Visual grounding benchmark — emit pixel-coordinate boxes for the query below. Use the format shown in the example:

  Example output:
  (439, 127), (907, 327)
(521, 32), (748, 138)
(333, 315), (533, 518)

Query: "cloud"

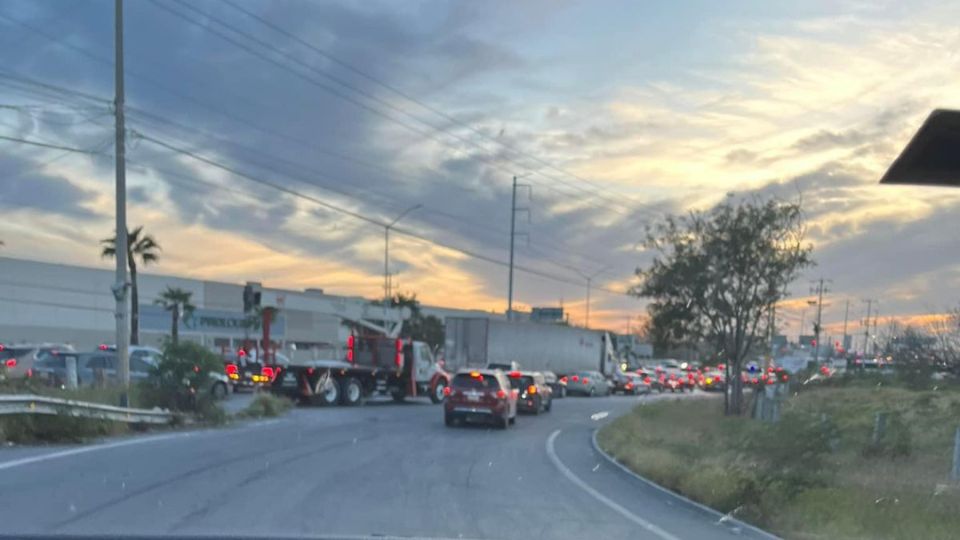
(0, 153), (101, 220)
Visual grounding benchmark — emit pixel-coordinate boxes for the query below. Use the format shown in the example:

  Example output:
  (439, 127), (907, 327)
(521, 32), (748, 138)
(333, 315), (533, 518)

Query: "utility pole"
(507, 176), (517, 321)
(506, 174), (530, 320)
(862, 299), (876, 355)
(811, 278), (831, 364)
(872, 309), (880, 355)
(383, 204), (421, 309)
(799, 308), (807, 344)
(113, 0), (130, 405)
(841, 299), (850, 351)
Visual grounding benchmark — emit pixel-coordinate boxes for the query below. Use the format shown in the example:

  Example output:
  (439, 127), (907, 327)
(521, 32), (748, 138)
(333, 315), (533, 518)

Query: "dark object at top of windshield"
(881, 109), (960, 187)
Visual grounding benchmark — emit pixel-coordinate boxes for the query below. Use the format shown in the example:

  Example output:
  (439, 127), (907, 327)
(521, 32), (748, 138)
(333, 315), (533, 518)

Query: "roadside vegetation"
(238, 393), (293, 419)
(0, 341), (241, 443)
(599, 383), (960, 540)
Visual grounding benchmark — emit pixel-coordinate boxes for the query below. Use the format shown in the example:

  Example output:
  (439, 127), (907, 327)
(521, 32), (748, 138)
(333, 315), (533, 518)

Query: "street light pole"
(575, 266), (609, 329)
(113, 0), (130, 405)
(507, 176), (517, 320)
(384, 204), (421, 306)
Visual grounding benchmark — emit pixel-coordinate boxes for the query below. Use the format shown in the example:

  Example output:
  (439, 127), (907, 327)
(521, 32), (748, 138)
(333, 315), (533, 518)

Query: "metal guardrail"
(0, 394), (173, 424)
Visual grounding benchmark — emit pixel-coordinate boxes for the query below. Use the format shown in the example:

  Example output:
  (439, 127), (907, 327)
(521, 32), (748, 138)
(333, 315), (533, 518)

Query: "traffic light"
(242, 285), (261, 313)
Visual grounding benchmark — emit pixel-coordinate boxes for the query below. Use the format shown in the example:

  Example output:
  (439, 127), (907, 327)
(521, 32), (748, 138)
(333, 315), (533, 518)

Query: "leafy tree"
(140, 341), (224, 416)
(154, 286), (195, 345)
(387, 293), (445, 350)
(101, 225), (161, 345)
(632, 197), (813, 415)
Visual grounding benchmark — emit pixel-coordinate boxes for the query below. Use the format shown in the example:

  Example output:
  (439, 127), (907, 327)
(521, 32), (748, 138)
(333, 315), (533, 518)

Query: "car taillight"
(262, 366), (275, 379)
(643, 377), (651, 384)
(443, 386), (451, 396)
(225, 364), (238, 375)
(509, 371), (521, 378)
(496, 389), (506, 399)
(582, 377), (589, 384)
(625, 383), (633, 390)
(751, 378), (758, 384)
(528, 385), (537, 394)
(571, 375), (579, 382)
(4, 358), (16, 368)
(346, 335), (355, 363)
(560, 376), (568, 384)
(395, 339), (403, 367)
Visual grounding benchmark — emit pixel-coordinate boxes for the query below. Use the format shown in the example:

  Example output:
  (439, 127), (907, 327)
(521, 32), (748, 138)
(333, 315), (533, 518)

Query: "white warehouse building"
(0, 256), (414, 359)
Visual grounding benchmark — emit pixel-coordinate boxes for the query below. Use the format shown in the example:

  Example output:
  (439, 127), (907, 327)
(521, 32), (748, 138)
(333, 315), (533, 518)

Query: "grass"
(598, 386), (960, 540)
(238, 393), (293, 419)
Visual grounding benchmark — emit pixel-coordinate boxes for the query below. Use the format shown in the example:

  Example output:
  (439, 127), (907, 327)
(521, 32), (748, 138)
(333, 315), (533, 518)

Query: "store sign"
(139, 305), (285, 337)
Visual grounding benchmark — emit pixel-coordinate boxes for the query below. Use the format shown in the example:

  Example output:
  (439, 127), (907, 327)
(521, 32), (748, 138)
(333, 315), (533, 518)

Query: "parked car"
(0, 343), (75, 379)
(444, 369), (517, 429)
(542, 370), (566, 398)
(507, 370), (552, 414)
(566, 371), (610, 396)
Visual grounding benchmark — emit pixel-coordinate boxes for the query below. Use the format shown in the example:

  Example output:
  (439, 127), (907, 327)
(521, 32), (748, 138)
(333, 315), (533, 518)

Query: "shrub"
(139, 341), (224, 416)
(239, 393), (293, 418)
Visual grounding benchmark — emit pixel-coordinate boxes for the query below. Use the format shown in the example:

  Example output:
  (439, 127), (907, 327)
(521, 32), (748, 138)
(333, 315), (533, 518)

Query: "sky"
(1, 0), (960, 343)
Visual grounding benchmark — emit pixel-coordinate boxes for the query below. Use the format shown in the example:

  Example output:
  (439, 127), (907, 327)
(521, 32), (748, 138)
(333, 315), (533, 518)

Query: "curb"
(590, 428), (781, 540)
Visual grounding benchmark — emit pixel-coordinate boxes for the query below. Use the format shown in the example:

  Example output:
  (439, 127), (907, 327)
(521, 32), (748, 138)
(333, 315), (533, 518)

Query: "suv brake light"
(582, 377), (589, 384)
(508, 371), (521, 378)
(496, 389), (506, 399)
(527, 385), (537, 394)
(4, 358), (16, 368)
(443, 386), (451, 396)
(571, 375), (579, 382)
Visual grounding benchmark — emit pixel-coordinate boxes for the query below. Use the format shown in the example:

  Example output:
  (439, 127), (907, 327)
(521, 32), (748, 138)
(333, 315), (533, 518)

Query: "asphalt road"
(0, 391), (771, 540)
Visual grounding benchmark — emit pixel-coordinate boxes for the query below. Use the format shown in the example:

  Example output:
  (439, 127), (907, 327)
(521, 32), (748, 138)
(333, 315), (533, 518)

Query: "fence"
(0, 394), (173, 424)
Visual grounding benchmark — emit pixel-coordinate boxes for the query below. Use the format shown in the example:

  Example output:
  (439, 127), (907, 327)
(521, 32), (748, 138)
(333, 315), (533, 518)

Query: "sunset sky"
(2, 0), (960, 341)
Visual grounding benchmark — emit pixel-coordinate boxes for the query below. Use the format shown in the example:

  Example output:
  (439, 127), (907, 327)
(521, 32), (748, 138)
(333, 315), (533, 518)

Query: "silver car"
(566, 370), (610, 397)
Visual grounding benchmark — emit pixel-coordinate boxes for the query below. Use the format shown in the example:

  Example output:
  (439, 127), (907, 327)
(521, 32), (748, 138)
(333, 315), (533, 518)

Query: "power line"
(134, 131), (629, 295)
(0, 133), (104, 154)
(149, 0), (641, 217)
(0, 72), (609, 270)
(223, 0), (649, 208)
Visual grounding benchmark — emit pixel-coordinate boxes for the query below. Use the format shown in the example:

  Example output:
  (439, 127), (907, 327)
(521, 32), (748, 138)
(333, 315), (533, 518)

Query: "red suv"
(444, 369), (518, 429)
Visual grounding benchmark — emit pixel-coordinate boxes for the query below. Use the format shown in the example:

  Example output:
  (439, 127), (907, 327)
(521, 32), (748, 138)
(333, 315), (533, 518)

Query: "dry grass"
(598, 387), (960, 540)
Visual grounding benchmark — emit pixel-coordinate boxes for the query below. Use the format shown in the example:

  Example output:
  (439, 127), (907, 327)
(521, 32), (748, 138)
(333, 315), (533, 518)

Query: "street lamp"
(384, 204), (421, 305)
(574, 265), (610, 328)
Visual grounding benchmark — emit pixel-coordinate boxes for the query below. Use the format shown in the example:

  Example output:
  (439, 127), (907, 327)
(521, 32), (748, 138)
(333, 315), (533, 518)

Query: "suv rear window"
(452, 373), (501, 390)
(508, 375), (534, 389)
(35, 354), (68, 369)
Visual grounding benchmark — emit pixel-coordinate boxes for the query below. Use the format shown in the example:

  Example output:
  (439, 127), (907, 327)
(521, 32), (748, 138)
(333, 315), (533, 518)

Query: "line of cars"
(0, 342), (231, 399)
(443, 368), (555, 428)
(442, 365), (664, 429)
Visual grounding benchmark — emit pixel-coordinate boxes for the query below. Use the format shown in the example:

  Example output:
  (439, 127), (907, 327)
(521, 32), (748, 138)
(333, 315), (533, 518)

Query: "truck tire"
(532, 396), (541, 415)
(320, 377), (341, 406)
(341, 377), (364, 406)
(430, 379), (448, 404)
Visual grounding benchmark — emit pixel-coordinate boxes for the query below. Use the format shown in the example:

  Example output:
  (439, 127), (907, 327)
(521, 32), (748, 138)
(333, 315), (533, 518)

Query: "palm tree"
(154, 287), (195, 345)
(101, 225), (161, 345)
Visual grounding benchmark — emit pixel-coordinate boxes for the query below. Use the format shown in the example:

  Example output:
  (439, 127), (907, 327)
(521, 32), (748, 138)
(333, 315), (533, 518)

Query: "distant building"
(530, 307), (565, 324)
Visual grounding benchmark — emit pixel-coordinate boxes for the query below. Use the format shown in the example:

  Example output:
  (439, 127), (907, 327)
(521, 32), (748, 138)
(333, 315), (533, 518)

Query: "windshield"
(452, 374), (501, 390)
(3, 2), (959, 539)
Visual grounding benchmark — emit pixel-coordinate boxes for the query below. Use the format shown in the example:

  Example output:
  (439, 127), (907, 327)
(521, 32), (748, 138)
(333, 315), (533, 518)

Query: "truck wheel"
(320, 378), (341, 406)
(532, 396), (541, 415)
(430, 379), (448, 404)
(341, 377), (364, 406)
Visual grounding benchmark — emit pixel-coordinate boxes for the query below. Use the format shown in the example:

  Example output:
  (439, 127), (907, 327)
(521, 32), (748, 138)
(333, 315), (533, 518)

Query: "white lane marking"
(0, 431), (197, 472)
(590, 411), (609, 421)
(546, 429), (682, 540)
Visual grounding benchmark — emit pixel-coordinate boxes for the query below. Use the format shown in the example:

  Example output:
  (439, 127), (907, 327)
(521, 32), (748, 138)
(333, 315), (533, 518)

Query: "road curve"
(0, 392), (770, 539)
